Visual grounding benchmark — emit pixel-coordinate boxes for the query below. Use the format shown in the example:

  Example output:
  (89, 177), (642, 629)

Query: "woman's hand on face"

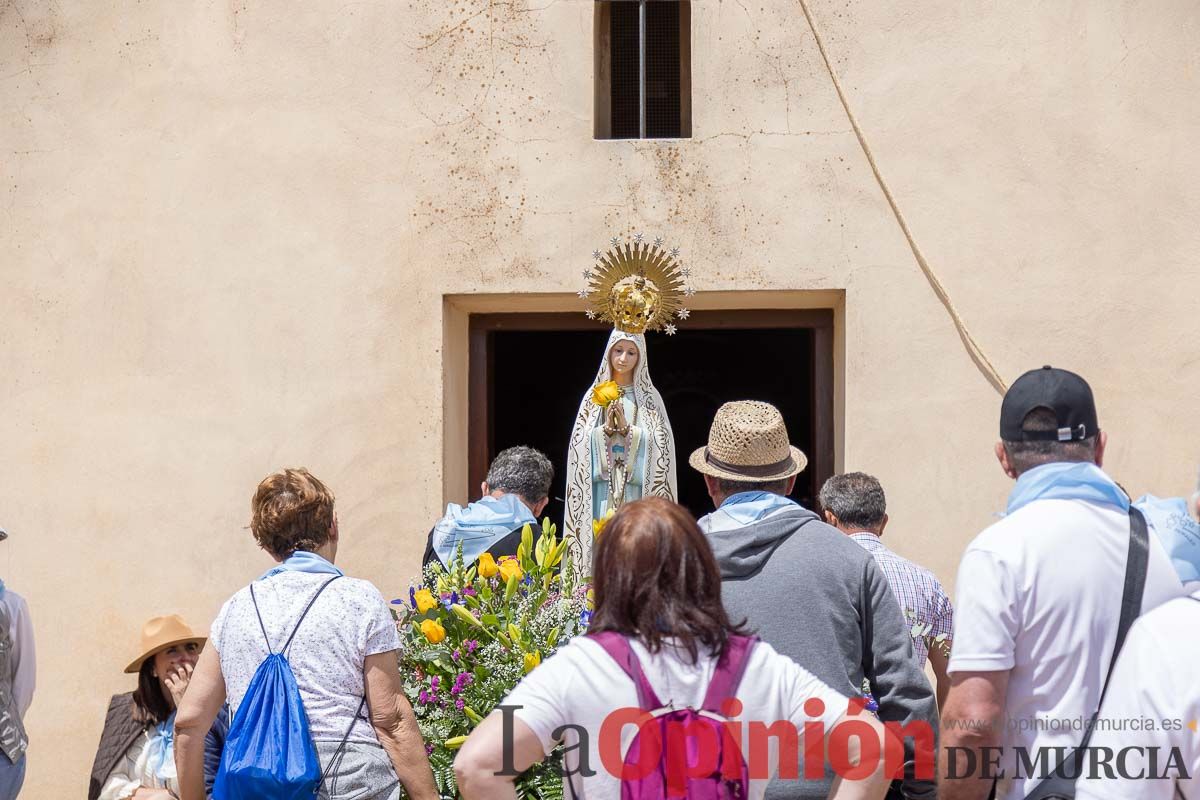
(161, 661), (194, 707)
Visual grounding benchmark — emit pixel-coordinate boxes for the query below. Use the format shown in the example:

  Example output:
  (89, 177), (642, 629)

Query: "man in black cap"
(939, 367), (1186, 800)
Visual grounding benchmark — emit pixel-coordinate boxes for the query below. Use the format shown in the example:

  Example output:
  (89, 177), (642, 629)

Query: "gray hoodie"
(701, 497), (939, 800)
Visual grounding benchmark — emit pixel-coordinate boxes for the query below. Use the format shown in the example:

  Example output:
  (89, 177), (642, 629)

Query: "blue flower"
(580, 610), (593, 627)
(408, 586), (417, 609)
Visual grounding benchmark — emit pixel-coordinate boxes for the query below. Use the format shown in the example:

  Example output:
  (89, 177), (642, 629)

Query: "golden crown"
(579, 234), (695, 335)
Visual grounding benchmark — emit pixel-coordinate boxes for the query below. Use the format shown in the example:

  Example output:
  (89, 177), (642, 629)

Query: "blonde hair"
(250, 468), (336, 558)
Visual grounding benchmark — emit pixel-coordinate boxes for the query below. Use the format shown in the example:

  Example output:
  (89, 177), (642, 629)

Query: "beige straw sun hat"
(124, 614), (207, 674)
(689, 400), (808, 482)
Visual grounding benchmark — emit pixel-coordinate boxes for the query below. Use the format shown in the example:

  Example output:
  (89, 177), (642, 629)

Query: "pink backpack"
(590, 632), (757, 800)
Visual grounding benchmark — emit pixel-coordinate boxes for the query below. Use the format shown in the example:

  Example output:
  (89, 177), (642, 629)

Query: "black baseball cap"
(1000, 366), (1099, 442)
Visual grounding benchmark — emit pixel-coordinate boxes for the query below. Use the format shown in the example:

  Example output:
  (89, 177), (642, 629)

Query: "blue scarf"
(1005, 462), (1128, 516)
(431, 494), (536, 567)
(716, 491), (799, 525)
(258, 550), (343, 581)
(146, 710), (177, 784)
(1134, 494), (1200, 584)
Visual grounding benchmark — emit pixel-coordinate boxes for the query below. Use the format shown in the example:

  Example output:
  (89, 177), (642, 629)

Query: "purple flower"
(466, 640), (479, 654)
(455, 698), (465, 711)
(430, 676), (440, 692)
(408, 587), (417, 609)
(425, 743), (434, 756)
(463, 587), (477, 597)
(451, 649), (461, 662)
(418, 690), (430, 705)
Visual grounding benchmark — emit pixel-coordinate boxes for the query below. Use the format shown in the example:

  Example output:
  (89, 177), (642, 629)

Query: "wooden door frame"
(467, 308), (836, 502)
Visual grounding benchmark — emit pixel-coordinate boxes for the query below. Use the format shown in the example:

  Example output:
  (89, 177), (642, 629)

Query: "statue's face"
(609, 340), (640, 380)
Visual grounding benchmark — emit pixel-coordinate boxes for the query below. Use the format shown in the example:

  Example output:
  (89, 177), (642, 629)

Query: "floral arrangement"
(393, 519), (594, 799)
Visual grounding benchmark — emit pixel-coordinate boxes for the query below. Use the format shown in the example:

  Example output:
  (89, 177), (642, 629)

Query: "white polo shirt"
(949, 498), (1186, 799)
(1075, 590), (1200, 799)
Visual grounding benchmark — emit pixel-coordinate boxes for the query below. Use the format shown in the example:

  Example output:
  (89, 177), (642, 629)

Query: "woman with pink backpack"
(455, 497), (897, 800)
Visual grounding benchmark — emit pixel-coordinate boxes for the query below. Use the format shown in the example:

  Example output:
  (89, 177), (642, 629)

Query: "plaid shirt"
(850, 532), (953, 665)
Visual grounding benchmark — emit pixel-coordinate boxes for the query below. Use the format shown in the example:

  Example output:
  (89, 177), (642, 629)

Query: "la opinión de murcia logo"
(486, 700), (1193, 785)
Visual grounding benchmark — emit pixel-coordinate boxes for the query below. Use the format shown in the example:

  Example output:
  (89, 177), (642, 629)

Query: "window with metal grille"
(595, 0), (692, 139)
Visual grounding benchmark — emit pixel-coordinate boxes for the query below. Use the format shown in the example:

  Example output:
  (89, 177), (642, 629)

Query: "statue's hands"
(604, 403), (629, 436)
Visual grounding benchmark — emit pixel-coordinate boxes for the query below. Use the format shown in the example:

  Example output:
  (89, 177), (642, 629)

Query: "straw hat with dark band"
(689, 400), (808, 483)
(124, 615), (207, 674)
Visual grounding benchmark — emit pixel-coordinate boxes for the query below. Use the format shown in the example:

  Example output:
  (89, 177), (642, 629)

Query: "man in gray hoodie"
(691, 401), (938, 800)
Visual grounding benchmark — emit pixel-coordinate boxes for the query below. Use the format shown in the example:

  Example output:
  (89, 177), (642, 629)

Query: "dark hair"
(589, 497), (749, 664)
(1003, 408), (1098, 476)
(714, 477), (791, 497)
(486, 446), (553, 502)
(818, 472), (887, 531)
(250, 468), (336, 559)
(131, 658), (172, 726)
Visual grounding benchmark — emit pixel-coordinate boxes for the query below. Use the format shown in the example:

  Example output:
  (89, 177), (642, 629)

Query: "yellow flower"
(585, 588), (595, 612)
(498, 557), (523, 583)
(591, 380), (621, 408)
(592, 509), (615, 538)
(419, 619), (446, 644)
(478, 552), (499, 578)
(523, 651), (542, 673)
(413, 588), (437, 614)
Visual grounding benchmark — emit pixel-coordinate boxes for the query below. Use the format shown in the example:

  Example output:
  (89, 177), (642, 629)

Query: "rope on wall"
(796, 0), (1009, 394)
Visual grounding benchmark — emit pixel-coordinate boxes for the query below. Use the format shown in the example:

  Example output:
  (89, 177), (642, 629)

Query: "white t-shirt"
(1075, 590), (1200, 800)
(504, 636), (850, 800)
(211, 571), (401, 742)
(949, 498), (1186, 799)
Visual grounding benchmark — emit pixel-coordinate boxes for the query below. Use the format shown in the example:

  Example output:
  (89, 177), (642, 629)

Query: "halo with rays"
(582, 237), (692, 335)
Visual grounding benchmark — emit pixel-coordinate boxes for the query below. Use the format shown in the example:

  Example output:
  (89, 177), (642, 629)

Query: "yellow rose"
(498, 557), (523, 583)
(477, 552), (499, 578)
(413, 588), (437, 614)
(591, 380), (621, 408)
(523, 651), (542, 673)
(420, 619), (446, 644)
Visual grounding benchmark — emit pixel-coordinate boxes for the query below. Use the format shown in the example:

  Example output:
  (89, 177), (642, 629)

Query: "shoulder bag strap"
(316, 695), (368, 796)
(1043, 505), (1150, 792)
(1088, 506), (1149, 739)
(701, 635), (757, 713)
(282, 575), (344, 655)
(588, 631), (664, 709)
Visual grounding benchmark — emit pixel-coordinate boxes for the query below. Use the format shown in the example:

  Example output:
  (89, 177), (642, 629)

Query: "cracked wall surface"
(3, 1), (1200, 793)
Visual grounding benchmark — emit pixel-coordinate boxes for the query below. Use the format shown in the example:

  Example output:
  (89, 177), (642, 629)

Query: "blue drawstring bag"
(214, 576), (363, 800)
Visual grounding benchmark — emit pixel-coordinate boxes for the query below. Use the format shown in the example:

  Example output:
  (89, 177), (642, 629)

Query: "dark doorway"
(469, 310), (834, 525)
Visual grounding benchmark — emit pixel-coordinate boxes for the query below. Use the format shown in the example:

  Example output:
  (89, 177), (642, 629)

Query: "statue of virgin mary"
(564, 236), (692, 575)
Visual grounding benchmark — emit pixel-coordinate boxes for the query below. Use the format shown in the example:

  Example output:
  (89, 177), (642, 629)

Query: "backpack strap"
(701, 635), (757, 713)
(316, 695), (367, 796)
(588, 631), (664, 710)
(249, 574), (343, 655)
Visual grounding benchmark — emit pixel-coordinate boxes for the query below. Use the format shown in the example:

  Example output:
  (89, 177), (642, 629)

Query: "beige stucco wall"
(3, 1), (1199, 796)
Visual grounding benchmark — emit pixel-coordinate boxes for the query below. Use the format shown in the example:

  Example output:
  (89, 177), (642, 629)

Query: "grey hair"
(714, 477), (791, 498)
(1002, 408), (1097, 476)
(818, 472), (887, 531)
(486, 446), (553, 502)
